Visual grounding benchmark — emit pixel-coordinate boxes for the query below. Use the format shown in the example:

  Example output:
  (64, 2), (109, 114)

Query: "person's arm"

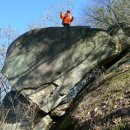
(70, 16), (74, 22)
(60, 12), (64, 19)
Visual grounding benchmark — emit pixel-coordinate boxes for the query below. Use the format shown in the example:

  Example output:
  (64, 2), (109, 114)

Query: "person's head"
(67, 10), (70, 14)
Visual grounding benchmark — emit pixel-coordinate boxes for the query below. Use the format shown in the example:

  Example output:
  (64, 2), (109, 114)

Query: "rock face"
(2, 26), (129, 113)
(1, 91), (50, 130)
(1, 25), (130, 130)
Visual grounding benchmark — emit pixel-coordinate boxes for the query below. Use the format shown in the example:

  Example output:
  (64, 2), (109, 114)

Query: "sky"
(0, 0), (94, 35)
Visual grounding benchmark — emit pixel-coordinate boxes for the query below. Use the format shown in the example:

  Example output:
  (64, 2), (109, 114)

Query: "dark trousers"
(63, 23), (70, 31)
(63, 23), (70, 27)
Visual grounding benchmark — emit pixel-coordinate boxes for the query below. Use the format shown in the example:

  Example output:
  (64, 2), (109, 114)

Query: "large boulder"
(2, 26), (129, 113)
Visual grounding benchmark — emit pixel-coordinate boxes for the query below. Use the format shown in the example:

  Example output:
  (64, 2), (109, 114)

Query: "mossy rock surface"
(2, 27), (118, 113)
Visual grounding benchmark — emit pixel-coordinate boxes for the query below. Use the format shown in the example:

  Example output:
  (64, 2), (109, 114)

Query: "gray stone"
(1, 91), (49, 130)
(50, 103), (71, 117)
(2, 26), (129, 113)
(34, 115), (52, 130)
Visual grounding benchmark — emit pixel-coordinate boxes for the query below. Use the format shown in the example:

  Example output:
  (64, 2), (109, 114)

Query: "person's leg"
(63, 24), (70, 31)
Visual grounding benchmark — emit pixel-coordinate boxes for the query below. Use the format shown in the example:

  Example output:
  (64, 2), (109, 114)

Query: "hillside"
(56, 48), (130, 130)
(1, 24), (130, 130)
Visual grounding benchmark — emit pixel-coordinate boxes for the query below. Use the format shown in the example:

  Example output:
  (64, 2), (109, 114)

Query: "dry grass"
(63, 65), (130, 130)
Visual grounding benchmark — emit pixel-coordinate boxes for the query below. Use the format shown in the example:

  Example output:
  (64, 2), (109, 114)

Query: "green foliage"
(113, 122), (127, 130)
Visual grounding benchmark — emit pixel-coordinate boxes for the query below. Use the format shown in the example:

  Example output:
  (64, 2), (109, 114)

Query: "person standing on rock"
(60, 10), (74, 27)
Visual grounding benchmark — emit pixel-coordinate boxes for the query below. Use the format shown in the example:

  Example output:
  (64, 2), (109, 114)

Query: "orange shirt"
(60, 12), (73, 24)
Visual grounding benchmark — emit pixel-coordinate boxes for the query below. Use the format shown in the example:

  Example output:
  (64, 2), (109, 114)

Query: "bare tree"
(0, 26), (18, 103)
(83, 0), (130, 29)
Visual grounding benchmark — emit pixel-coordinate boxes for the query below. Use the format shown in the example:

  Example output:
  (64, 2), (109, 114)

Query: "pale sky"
(0, 0), (94, 34)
